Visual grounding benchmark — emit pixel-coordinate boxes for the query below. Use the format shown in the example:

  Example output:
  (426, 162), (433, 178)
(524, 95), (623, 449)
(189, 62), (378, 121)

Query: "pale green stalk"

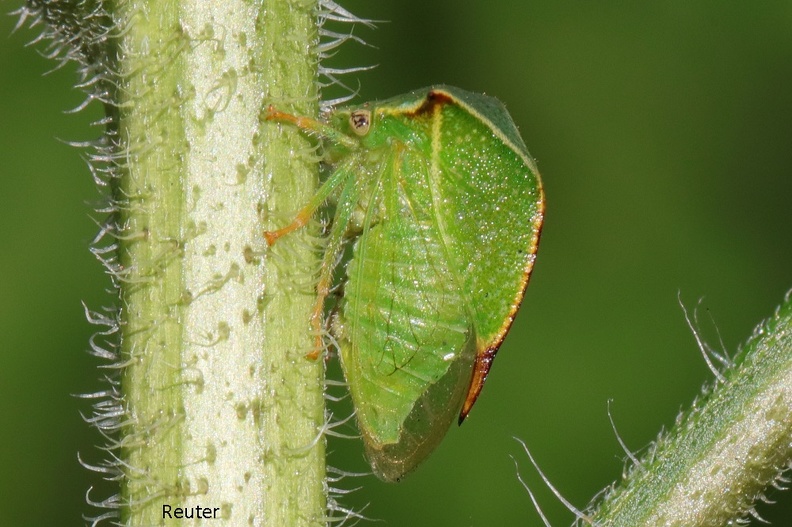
(589, 294), (792, 526)
(113, 0), (324, 525)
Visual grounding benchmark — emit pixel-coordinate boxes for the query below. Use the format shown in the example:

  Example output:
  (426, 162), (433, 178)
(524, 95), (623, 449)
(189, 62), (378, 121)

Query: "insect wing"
(339, 145), (476, 482)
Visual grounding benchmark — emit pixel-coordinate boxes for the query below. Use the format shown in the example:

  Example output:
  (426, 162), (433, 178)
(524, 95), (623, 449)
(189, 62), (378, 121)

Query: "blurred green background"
(2, 1), (790, 525)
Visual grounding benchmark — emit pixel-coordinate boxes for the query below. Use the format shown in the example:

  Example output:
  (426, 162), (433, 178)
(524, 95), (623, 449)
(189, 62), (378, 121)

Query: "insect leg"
(263, 159), (352, 245)
(265, 105), (357, 149)
(305, 169), (362, 359)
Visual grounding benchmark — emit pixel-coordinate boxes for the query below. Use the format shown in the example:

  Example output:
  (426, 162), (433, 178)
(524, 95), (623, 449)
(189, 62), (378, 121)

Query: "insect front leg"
(265, 105), (358, 150)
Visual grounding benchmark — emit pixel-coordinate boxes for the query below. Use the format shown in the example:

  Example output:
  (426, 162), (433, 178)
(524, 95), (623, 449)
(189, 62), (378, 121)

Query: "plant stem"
(591, 294), (792, 526)
(116, 1), (324, 525)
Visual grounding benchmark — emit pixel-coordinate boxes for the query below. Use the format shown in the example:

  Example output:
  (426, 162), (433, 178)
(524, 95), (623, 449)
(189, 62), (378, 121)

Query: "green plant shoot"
(265, 86), (544, 482)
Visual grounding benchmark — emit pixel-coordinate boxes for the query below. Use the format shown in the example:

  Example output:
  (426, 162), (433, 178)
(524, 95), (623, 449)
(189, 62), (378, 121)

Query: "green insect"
(265, 86), (544, 482)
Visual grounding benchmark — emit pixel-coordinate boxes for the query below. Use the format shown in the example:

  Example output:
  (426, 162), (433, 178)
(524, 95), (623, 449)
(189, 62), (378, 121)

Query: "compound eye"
(349, 110), (371, 136)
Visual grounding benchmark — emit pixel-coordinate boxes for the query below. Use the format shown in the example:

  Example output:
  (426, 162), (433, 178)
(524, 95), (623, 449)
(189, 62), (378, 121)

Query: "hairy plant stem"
(590, 293), (792, 526)
(115, 1), (324, 525)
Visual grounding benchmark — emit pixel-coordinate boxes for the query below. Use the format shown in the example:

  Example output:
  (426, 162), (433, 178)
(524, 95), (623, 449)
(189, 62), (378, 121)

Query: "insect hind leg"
(305, 171), (361, 359)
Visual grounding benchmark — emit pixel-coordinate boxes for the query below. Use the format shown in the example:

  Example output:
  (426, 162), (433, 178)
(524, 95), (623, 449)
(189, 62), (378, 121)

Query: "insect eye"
(349, 110), (372, 136)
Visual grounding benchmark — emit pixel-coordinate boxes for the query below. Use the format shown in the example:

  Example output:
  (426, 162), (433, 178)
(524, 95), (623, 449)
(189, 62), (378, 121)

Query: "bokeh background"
(2, 1), (790, 525)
